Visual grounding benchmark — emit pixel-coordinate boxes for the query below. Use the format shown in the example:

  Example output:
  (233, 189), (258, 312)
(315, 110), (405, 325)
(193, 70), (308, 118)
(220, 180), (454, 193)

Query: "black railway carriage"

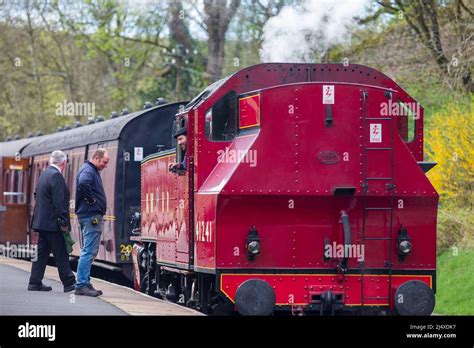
(21, 102), (186, 278)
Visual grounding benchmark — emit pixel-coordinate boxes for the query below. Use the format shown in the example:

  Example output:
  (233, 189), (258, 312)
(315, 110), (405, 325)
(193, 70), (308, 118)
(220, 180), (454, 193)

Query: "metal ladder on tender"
(361, 90), (395, 307)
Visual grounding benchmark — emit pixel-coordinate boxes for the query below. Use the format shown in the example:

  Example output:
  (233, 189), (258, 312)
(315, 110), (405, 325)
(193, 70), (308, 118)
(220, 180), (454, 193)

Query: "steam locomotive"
(0, 63), (438, 315)
(131, 63), (438, 316)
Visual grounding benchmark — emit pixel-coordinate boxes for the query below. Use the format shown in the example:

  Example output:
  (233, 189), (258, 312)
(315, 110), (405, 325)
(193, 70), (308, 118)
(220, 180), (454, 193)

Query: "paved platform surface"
(0, 257), (202, 316)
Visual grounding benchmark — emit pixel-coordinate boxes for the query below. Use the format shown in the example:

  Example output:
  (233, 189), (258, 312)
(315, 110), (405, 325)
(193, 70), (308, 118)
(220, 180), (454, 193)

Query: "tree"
(203, 0), (241, 82)
(224, 0), (291, 73)
(361, 0), (474, 92)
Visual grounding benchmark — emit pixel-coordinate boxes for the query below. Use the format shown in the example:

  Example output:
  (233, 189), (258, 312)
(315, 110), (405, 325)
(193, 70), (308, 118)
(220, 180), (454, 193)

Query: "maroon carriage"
(133, 63), (438, 315)
(0, 138), (33, 247)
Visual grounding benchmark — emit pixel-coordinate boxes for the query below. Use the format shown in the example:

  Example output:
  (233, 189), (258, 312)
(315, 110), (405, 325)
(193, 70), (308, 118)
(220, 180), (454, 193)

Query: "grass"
(434, 248), (474, 315)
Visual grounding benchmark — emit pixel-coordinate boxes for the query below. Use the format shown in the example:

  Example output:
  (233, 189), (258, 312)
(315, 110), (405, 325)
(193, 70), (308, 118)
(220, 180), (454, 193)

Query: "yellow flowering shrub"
(425, 98), (474, 251)
(426, 100), (474, 203)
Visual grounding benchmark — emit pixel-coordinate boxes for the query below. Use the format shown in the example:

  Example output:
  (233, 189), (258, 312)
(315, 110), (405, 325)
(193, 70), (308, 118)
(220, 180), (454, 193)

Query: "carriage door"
(173, 116), (192, 269)
(87, 142), (118, 263)
(0, 156), (30, 244)
(360, 88), (396, 307)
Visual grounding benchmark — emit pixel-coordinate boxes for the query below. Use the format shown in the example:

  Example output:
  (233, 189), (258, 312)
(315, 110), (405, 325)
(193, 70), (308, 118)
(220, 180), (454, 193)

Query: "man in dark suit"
(28, 150), (76, 292)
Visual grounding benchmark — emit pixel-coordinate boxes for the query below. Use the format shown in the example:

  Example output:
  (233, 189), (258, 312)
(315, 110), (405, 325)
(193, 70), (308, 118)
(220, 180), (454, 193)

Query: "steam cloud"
(260, 0), (370, 63)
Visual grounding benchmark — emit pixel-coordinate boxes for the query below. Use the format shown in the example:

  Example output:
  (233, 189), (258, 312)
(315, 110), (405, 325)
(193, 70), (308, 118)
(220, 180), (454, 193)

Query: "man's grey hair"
(49, 150), (67, 166)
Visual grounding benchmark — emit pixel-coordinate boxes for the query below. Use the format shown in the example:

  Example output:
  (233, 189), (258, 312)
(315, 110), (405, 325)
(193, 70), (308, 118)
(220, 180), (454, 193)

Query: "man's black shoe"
(75, 286), (100, 297)
(28, 284), (52, 291)
(64, 284), (75, 293)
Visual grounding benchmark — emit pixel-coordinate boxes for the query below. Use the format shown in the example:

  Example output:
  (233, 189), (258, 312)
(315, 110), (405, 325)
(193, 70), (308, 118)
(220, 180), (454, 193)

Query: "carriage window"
(205, 91), (237, 141)
(66, 161), (73, 189)
(396, 101), (417, 143)
(4, 169), (27, 204)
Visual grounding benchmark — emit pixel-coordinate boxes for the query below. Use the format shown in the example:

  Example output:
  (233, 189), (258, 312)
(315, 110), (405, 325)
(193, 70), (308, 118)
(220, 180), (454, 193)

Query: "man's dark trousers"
(29, 230), (75, 287)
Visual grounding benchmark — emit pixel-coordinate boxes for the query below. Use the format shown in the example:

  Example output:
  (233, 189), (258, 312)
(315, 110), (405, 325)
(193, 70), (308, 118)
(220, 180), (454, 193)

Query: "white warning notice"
(370, 124), (382, 143)
(134, 147), (143, 161)
(323, 85), (334, 104)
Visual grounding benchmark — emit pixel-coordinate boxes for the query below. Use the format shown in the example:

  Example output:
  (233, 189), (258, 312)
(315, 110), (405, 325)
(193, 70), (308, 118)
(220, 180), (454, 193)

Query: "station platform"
(0, 257), (202, 316)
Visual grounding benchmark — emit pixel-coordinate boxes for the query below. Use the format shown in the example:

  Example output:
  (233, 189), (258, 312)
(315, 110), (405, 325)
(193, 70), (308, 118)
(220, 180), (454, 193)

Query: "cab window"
(205, 91), (237, 141)
(396, 100), (417, 143)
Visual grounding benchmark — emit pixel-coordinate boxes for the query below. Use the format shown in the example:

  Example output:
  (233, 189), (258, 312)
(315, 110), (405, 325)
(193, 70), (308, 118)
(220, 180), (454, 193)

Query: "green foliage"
(436, 202), (474, 252)
(0, 0), (209, 139)
(137, 74), (177, 105)
(435, 248), (474, 315)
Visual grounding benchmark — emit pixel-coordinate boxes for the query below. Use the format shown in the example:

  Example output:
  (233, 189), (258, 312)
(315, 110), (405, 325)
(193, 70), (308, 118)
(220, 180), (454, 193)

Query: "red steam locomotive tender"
(132, 63), (438, 316)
